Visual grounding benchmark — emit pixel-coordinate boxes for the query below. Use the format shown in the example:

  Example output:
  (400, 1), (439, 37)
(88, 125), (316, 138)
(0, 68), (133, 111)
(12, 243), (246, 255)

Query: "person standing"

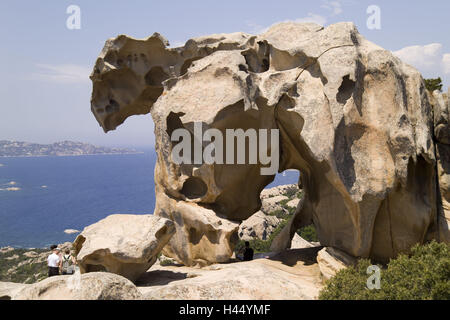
(61, 249), (77, 275)
(243, 241), (254, 261)
(238, 241), (254, 261)
(47, 245), (61, 277)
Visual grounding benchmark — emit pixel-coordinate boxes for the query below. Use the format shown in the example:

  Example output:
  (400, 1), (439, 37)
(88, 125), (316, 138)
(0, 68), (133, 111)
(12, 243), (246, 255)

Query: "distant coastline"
(0, 152), (144, 158)
(0, 140), (142, 158)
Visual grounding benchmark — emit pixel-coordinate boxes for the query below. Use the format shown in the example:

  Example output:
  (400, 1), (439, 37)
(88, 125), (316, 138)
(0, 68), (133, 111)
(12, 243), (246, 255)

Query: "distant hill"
(0, 140), (140, 157)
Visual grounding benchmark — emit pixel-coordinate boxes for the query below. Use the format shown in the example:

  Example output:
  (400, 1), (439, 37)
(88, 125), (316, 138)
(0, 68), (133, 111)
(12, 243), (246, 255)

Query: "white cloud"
(31, 64), (91, 84)
(169, 40), (186, 48)
(247, 14), (327, 34)
(321, 0), (343, 16)
(392, 43), (450, 77)
(443, 53), (450, 74)
(294, 13), (328, 25)
(246, 21), (267, 35)
(245, 0), (346, 35)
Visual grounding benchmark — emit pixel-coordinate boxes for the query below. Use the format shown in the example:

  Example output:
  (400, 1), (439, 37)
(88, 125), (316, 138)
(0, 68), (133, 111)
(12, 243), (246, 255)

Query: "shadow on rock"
(268, 247), (323, 267)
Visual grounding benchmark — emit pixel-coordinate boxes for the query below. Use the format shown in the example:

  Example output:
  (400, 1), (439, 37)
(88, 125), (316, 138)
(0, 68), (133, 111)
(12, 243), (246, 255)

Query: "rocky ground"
(0, 246), (325, 300)
(138, 247), (323, 300)
(0, 184), (310, 285)
(0, 184), (335, 300)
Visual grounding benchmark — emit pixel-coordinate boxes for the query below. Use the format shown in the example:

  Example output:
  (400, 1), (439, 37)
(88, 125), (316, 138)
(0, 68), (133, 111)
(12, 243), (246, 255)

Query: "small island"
(0, 140), (140, 157)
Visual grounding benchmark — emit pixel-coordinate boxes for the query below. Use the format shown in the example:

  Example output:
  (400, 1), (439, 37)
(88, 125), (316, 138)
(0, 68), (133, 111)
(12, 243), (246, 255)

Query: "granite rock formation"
(89, 22), (448, 265)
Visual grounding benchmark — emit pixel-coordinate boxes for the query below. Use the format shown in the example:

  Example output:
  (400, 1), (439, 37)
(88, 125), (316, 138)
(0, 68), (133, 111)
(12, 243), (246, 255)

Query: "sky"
(0, 0), (449, 148)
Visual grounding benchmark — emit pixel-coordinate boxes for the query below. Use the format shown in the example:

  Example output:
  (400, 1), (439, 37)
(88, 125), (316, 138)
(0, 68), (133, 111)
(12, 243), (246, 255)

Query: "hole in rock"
(262, 169), (302, 218)
(264, 170), (319, 245)
(166, 112), (186, 138)
(241, 41), (270, 73)
(235, 169), (318, 257)
(145, 66), (169, 86)
(180, 57), (203, 76)
(85, 264), (107, 272)
(336, 75), (355, 104)
(181, 176), (208, 199)
(238, 64), (248, 72)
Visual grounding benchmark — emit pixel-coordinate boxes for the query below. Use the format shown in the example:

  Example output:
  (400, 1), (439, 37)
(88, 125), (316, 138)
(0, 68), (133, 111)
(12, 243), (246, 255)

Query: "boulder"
(291, 233), (317, 249)
(260, 195), (289, 214)
(156, 190), (240, 266)
(286, 198), (300, 209)
(0, 247), (14, 254)
(12, 272), (142, 300)
(89, 21), (447, 265)
(316, 247), (356, 281)
(73, 214), (175, 282)
(238, 210), (280, 240)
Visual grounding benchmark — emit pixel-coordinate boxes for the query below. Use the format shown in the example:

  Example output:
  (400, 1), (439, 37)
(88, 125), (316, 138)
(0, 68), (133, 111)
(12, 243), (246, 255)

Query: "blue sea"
(0, 151), (298, 248)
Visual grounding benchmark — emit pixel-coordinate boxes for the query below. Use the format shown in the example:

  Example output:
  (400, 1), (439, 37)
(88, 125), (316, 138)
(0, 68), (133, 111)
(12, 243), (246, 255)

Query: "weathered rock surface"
(239, 184), (300, 241)
(0, 247), (14, 254)
(239, 210), (279, 240)
(291, 233), (318, 249)
(11, 272), (142, 300)
(156, 191), (240, 267)
(137, 248), (323, 300)
(260, 184), (299, 199)
(430, 89), (450, 243)
(286, 198), (300, 208)
(316, 247), (356, 281)
(90, 22), (448, 265)
(260, 195), (289, 214)
(0, 282), (27, 300)
(73, 214), (175, 282)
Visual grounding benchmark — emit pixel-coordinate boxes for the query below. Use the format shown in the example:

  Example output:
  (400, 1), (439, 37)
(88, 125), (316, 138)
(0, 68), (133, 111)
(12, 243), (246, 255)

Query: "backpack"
(62, 254), (73, 274)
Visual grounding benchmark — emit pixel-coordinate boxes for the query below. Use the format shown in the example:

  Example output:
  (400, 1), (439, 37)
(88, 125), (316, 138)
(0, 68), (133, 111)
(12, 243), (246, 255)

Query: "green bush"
(235, 238), (271, 254)
(0, 248), (49, 284)
(268, 209), (290, 220)
(159, 257), (175, 266)
(319, 241), (450, 300)
(296, 224), (318, 242)
(284, 187), (299, 198)
(424, 77), (443, 92)
(286, 206), (296, 215)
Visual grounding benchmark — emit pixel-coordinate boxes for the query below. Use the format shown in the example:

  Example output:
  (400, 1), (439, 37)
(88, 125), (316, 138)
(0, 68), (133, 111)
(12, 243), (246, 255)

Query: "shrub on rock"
(319, 241), (450, 300)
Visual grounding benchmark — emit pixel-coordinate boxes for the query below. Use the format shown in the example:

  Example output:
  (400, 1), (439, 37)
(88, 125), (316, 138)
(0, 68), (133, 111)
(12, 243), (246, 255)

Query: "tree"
(424, 77), (443, 92)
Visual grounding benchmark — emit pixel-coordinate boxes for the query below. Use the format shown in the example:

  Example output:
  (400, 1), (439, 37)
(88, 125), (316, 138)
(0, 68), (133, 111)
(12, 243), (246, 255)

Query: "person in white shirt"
(47, 245), (61, 277)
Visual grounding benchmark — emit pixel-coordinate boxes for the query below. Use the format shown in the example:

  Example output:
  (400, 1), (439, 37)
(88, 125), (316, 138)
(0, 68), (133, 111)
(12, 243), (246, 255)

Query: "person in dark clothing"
(243, 241), (254, 261)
